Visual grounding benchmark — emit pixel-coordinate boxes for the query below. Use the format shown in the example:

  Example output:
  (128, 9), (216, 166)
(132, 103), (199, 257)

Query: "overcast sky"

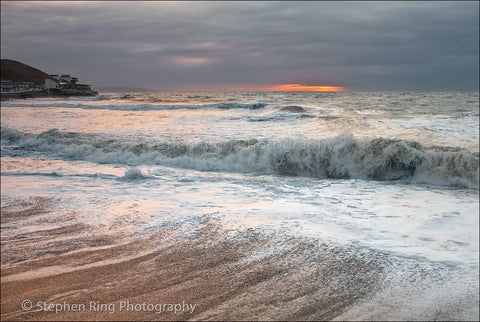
(1, 1), (478, 91)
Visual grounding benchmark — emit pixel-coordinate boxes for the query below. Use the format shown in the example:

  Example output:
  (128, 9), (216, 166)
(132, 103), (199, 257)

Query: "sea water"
(1, 91), (479, 320)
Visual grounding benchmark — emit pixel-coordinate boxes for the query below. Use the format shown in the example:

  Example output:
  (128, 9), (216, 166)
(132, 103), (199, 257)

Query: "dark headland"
(1, 59), (97, 101)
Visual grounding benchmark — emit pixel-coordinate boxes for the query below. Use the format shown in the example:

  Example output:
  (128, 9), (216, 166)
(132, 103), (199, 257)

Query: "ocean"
(1, 91), (479, 320)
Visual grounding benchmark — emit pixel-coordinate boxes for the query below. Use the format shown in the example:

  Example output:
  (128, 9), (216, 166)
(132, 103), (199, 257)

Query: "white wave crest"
(2, 127), (478, 188)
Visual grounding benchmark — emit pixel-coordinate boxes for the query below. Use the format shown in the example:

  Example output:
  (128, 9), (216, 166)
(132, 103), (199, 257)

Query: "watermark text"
(21, 299), (196, 315)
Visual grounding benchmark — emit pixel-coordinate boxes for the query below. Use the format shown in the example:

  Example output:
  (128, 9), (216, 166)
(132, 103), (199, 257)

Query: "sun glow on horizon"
(156, 83), (348, 92)
(264, 83), (346, 92)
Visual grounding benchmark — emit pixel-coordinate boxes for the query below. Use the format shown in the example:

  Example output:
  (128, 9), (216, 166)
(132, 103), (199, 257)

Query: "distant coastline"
(95, 87), (153, 93)
(1, 59), (97, 101)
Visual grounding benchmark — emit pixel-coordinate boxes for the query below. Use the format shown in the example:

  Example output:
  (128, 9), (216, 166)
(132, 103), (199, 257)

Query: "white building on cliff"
(45, 74), (94, 95)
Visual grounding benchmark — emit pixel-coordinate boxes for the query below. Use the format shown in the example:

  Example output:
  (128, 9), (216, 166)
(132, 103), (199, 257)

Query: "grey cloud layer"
(1, 1), (478, 90)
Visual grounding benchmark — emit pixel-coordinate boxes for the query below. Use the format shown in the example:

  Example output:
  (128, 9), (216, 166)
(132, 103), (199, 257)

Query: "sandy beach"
(1, 196), (387, 321)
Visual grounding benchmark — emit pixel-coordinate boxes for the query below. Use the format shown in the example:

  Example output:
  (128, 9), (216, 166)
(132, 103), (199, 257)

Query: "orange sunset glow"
(264, 84), (346, 92)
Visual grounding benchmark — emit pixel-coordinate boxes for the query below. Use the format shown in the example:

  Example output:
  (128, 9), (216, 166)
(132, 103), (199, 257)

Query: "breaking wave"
(119, 167), (149, 181)
(278, 105), (307, 113)
(2, 127), (478, 188)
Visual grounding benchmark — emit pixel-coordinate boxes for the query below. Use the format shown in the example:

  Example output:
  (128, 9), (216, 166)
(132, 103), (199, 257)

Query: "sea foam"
(2, 127), (478, 188)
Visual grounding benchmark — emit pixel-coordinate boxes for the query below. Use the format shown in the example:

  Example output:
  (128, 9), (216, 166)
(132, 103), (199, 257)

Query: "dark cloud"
(1, 1), (478, 91)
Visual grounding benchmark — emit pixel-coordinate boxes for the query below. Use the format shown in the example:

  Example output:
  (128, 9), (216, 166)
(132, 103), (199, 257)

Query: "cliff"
(0, 59), (49, 85)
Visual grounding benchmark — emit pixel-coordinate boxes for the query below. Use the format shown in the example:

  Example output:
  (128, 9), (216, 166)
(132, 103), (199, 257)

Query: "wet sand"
(1, 197), (386, 321)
